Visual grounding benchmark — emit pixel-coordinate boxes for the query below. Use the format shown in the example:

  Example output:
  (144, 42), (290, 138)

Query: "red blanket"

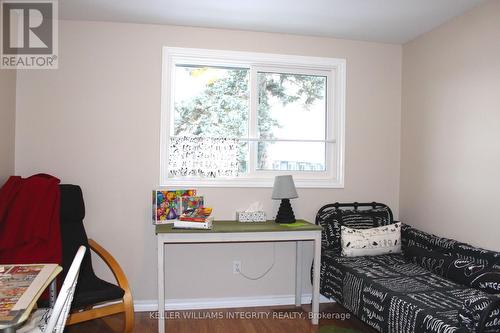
(0, 174), (62, 265)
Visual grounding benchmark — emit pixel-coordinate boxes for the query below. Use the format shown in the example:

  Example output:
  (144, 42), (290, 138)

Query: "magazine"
(0, 264), (60, 325)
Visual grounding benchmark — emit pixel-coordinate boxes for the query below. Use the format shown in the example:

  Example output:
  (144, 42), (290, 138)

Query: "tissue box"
(236, 211), (267, 222)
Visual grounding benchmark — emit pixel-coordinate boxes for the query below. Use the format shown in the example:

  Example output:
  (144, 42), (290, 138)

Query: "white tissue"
(245, 201), (263, 212)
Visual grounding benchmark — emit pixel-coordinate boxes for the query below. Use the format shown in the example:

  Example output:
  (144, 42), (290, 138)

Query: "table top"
(156, 219), (322, 234)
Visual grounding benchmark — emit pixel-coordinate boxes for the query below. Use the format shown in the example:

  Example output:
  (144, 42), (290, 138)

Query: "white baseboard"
(134, 294), (335, 312)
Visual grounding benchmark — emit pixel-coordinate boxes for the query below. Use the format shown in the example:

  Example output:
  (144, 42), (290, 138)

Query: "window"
(161, 47), (346, 188)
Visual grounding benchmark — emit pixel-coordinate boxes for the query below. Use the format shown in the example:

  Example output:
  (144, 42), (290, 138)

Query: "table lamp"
(272, 175), (298, 223)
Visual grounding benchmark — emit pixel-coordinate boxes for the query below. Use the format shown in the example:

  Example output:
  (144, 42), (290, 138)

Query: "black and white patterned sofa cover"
(316, 203), (500, 333)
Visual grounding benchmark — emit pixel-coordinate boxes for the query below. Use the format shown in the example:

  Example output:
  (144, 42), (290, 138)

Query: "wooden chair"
(59, 185), (134, 333)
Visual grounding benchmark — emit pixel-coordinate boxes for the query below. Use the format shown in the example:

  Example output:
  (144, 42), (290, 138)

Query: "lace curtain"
(168, 137), (240, 178)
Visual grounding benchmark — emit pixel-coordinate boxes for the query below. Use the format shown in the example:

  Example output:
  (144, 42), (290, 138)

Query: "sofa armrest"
(458, 294), (500, 333)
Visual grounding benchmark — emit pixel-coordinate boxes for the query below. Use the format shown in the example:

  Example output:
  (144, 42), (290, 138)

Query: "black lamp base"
(275, 199), (296, 224)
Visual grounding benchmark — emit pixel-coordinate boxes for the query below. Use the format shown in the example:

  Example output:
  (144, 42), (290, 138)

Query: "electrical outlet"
(233, 260), (241, 274)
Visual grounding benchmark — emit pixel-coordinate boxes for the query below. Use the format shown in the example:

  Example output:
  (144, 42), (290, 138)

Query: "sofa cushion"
(401, 224), (457, 253)
(401, 225), (500, 268)
(341, 222), (401, 257)
(404, 245), (500, 294)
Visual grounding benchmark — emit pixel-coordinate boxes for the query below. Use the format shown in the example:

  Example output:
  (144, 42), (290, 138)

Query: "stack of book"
(174, 207), (213, 230)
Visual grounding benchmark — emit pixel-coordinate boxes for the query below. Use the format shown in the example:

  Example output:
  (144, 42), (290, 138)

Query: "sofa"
(316, 203), (500, 333)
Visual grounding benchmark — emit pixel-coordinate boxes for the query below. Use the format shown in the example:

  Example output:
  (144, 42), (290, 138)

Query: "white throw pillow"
(341, 222), (401, 257)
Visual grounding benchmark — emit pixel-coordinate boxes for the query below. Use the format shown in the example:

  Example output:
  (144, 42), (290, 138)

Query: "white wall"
(401, 0), (500, 251)
(15, 21), (401, 304)
(0, 69), (16, 185)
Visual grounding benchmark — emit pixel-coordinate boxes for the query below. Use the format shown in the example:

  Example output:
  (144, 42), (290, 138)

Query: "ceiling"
(59, 0), (486, 44)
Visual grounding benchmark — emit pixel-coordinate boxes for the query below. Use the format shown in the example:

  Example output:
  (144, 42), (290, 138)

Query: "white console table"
(156, 220), (322, 333)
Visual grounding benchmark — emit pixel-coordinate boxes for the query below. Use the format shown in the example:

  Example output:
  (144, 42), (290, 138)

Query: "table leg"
(311, 234), (321, 325)
(295, 241), (303, 307)
(49, 278), (57, 307)
(157, 238), (165, 333)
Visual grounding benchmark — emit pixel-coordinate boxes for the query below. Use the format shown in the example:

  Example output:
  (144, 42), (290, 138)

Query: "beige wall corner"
(401, 0), (500, 251)
(0, 69), (16, 185)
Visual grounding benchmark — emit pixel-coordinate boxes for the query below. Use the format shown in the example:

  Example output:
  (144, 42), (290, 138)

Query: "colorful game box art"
(180, 196), (204, 214)
(178, 207), (213, 222)
(152, 189), (197, 224)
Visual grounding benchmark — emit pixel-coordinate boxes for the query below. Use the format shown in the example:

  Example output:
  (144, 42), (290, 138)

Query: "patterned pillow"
(401, 224), (457, 253)
(401, 224), (500, 267)
(341, 222), (401, 257)
(405, 246), (500, 294)
(317, 206), (393, 254)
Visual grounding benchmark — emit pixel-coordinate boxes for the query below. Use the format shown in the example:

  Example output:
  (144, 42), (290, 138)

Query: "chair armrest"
(88, 239), (134, 309)
(458, 294), (500, 333)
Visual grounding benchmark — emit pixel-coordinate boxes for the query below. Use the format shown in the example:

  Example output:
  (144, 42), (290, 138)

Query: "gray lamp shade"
(272, 175), (298, 200)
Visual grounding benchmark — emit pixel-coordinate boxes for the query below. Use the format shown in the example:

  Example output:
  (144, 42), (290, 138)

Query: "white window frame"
(160, 47), (346, 188)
